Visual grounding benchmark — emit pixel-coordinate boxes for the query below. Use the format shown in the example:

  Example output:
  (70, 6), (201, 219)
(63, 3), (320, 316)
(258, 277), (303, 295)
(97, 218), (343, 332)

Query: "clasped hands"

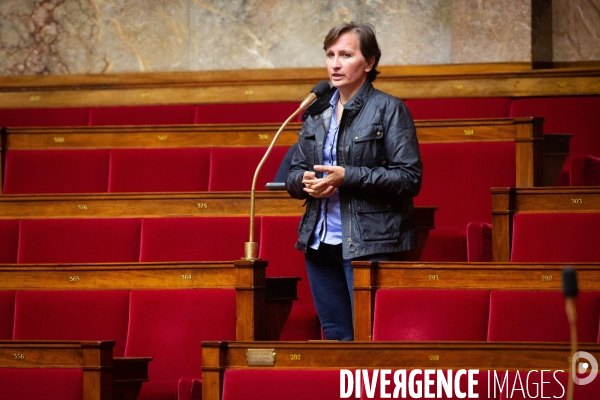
(302, 165), (345, 198)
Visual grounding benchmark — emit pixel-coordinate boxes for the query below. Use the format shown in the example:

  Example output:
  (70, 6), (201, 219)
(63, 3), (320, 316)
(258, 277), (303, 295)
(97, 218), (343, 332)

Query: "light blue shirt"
(309, 90), (342, 249)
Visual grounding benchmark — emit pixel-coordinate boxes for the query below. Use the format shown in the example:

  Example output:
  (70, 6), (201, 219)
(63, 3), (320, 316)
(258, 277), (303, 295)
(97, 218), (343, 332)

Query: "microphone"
(562, 267), (578, 400)
(243, 81), (331, 260)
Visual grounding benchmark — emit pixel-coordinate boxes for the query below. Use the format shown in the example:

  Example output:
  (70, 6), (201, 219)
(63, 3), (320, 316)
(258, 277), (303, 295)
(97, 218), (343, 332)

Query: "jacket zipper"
(339, 109), (356, 254)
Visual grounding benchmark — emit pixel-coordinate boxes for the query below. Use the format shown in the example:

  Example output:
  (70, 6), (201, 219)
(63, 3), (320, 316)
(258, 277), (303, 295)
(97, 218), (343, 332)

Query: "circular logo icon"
(572, 351), (598, 386)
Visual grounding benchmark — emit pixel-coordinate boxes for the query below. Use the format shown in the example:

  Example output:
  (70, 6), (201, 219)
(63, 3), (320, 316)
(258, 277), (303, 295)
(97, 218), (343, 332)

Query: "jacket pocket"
(354, 199), (401, 241)
(351, 124), (385, 166)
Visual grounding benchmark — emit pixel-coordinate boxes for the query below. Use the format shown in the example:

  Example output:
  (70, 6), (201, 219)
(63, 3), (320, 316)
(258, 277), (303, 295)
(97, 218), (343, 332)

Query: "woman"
(286, 22), (422, 340)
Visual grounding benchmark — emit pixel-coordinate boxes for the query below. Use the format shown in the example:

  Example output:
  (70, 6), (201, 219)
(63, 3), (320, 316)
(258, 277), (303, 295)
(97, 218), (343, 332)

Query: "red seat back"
(0, 220), (19, 263)
(89, 105), (196, 125)
(510, 213), (600, 262)
(0, 369), (83, 400)
(108, 148), (211, 192)
(194, 103), (301, 124)
(405, 97), (511, 120)
(373, 289), (490, 341)
(13, 290), (130, 356)
(509, 96), (600, 157)
(208, 147), (289, 191)
(3, 150), (110, 194)
(17, 218), (142, 264)
(223, 369), (341, 400)
(139, 217), (257, 262)
(0, 107), (90, 127)
(488, 290), (600, 342)
(0, 291), (15, 340)
(415, 142), (516, 226)
(125, 289), (236, 381)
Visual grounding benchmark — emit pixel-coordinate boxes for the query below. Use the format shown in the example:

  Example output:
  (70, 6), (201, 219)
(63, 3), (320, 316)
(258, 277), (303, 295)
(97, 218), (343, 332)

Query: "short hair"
(323, 22), (381, 82)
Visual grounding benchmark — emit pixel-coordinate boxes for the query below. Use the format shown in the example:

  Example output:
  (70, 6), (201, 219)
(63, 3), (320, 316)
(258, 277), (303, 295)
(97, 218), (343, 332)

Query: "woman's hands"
(302, 165), (345, 198)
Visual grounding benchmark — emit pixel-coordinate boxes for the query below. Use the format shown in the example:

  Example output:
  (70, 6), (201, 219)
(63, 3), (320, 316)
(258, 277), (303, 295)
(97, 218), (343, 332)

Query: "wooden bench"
(0, 340), (149, 400)
(491, 187), (600, 262)
(201, 340), (600, 400)
(352, 260), (600, 341)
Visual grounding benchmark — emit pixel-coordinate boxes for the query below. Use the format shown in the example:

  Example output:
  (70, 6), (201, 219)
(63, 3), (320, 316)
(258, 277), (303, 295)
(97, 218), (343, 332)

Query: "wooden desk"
(0, 340), (150, 400)
(352, 260), (600, 341)
(491, 187), (600, 262)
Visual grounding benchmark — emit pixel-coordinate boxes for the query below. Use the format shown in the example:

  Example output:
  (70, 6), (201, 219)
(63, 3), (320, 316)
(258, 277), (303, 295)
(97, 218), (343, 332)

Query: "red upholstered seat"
(0, 368), (83, 400)
(223, 369), (341, 400)
(194, 102), (301, 124)
(139, 216), (257, 262)
(13, 290), (130, 356)
(259, 216), (321, 340)
(17, 218), (142, 264)
(510, 96), (600, 158)
(404, 97), (512, 120)
(0, 107), (90, 127)
(372, 289), (490, 341)
(414, 142), (515, 262)
(0, 220), (19, 263)
(557, 153), (600, 186)
(108, 148), (211, 192)
(419, 226), (467, 262)
(510, 213), (600, 262)
(125, 289), (236, 400)
(415, 142), (516, 226)
(466, 221), (492, 262)
(208, 147), (289, 191)
(3, 149), (110, 194)
(488, 290), (600, 342)
(0, 291), (15, 340)
(89, 105), (196, 125)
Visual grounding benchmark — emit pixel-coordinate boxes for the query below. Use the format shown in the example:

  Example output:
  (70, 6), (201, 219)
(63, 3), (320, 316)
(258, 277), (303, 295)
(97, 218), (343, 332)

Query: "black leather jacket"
(286, 81), (423, 259)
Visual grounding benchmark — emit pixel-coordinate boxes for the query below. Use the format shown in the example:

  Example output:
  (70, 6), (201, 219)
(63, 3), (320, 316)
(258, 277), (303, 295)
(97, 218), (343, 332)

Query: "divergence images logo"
(572, 351), (598, 386)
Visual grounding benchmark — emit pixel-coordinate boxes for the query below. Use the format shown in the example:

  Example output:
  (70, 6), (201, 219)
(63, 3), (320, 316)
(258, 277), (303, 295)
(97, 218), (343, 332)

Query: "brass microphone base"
(242, 242), (260, 260)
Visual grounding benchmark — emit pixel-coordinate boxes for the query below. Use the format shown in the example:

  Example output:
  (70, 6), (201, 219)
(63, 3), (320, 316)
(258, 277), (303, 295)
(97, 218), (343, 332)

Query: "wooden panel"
(0, 64), (598, 108)
(201, 340), (600, 400)
(0, 340), (148, 400)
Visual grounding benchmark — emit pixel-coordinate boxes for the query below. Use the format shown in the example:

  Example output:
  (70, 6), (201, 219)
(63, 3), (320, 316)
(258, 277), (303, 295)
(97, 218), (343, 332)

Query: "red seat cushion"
(17, 218), (142, 264)
(125, 289), (236, 382)
(510, 96), (600, 157)
(373, 289), (490, 341)
(405, 97), (512, 120)
(223, 369), (341, 400)
(194, 103), (301, 124)
(0, 368), (83, 400)
(89, 105), (196, 125)
(0, 220), (19, 263)
(208, 147), (289, 191)
(108, 148), (211, 192)
(414, 142), (516, 226)
(13, 290), (130, 356)
(510, 213), (600, 262)
(0, 291), (15, 340)
(139, 217), (257, 262)
(0, 107), (90, 127)
(3, 149), (110, 194)
(569, 153), (600, 186)
(488, 290), (600, 342)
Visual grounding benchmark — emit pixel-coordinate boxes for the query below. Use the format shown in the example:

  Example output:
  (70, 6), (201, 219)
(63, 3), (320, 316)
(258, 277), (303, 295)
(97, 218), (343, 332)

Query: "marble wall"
(0, 0), (598, 76)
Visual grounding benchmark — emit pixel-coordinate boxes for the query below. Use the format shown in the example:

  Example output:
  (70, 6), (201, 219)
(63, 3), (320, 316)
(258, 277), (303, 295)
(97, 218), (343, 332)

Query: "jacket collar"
(302, 80), (374, 120)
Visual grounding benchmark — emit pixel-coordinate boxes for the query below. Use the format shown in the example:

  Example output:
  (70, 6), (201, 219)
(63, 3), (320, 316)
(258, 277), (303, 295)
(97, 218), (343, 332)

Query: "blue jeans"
(305, 243), (392, 340)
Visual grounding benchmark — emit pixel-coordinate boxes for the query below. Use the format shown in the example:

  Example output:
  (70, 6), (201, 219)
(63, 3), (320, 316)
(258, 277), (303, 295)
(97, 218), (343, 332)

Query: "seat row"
(1, 95), (598, 158)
